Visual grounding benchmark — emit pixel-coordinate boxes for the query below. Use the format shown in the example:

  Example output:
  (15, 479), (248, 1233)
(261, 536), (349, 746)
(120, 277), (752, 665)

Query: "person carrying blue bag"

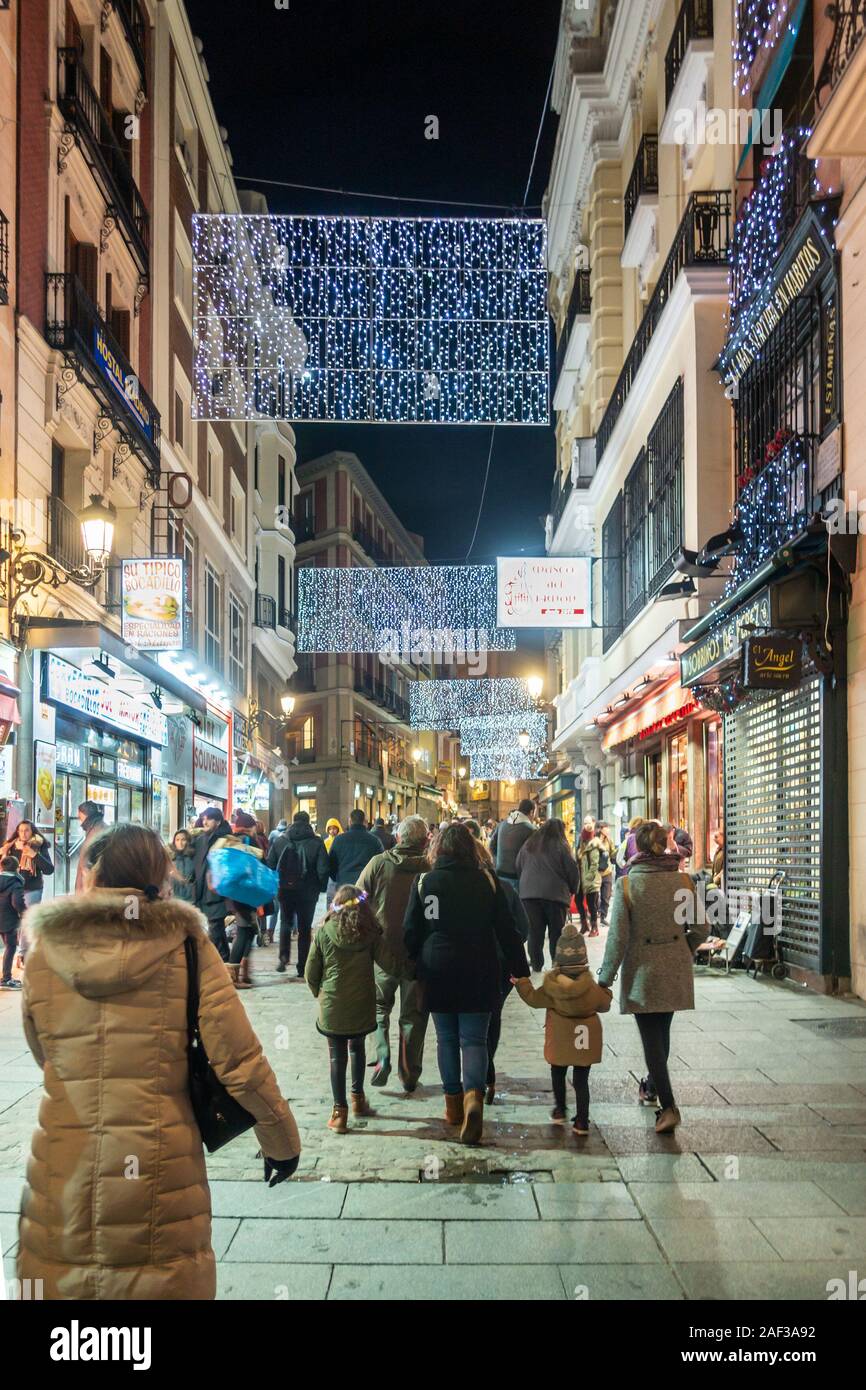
(203, 810), (279, 986)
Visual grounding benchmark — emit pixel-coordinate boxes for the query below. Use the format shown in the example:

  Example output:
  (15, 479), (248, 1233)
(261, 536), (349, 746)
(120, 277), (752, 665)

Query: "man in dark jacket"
(0, 855), (27, 989)
(372, 817), (396, 852)
(191, 807), (233, 960)
(328, 810), (382, 888)
(357, 815), (430, 1092)
(268, 811), (329, 978)
(489, 799), (536, 886)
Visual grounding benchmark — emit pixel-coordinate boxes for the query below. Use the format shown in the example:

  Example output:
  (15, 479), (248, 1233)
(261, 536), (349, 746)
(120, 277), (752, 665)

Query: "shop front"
(193, 720), (231, 817)
(680, 568), (850, 990)
(36, 652), (168, 895)
(538, 771), (581, 846)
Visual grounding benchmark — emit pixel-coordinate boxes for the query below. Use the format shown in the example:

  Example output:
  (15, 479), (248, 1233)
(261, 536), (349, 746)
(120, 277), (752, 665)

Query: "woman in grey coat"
(597, 820), (704, 1134)
(516, 818), (581, 972)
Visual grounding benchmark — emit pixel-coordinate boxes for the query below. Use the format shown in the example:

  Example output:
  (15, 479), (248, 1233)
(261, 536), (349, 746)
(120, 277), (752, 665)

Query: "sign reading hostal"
(742, 635), (802, 690)
(497, 556), (591, 628)
(122, 558), (185, 651)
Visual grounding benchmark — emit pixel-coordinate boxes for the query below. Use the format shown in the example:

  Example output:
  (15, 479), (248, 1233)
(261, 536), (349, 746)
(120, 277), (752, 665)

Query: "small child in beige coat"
(512, 922), (612, 1134)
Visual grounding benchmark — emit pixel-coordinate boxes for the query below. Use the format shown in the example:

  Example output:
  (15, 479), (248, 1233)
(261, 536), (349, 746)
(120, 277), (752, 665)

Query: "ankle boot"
(237, 956), (252, 989)
(327, 1105), (348, 1133)
(351, 1091), (372, 1117)
(460, 1089), (484, 1145)
(444, 1091), (464, 1126)
(227, 962), (240, 989)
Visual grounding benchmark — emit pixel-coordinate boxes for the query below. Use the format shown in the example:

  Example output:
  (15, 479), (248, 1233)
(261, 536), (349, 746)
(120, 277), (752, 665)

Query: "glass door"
(55, 772), (87, 897)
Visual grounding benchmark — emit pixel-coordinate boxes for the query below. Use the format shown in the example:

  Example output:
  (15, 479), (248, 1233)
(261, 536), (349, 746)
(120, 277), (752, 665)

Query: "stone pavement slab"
(445, 1219), (661, 1265)
(224, 1217), (443, 1264)
(597, 1123), (777, 1155)
(559, 1264), (685, 1300)
(615, 1154), (714, 1183)
(753, 1215), (866, 1260)
(209, 1179), (347, 1218)
(341, 1180), (537, 1220)
(645, 1216), (781, 1262)
(629, 1180), (844, 1219)
(674, 1262), (851, 1301)
(216, 1263), (333, 1300)
(811, 1172), (866, 1215)
(534, 1181), (641, 1220)
(328, 1264), (568, 1300)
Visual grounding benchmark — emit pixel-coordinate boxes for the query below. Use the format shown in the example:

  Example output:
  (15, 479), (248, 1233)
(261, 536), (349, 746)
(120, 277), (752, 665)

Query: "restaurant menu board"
(34, 742), (57, 829)
(122, 558), (185, 651)
(496, 556), (592, 628)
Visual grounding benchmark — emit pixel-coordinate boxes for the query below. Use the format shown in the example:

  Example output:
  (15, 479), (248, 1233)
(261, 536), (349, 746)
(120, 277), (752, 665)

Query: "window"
(174, 392), (185, 452)
(254, 444), (259, 493)
(228, 593), (246, 693)
(622, 449), (648, 626)
(277, 454), (286, 509)
(173, 361), (194, 464)
(205, 432), (223, 512)
(173, 221), (193, 324)
(647, 379), (684, 595)
(278, 555), (287, 622)
(230, 475), (245, 552)
(174, 72), (198, 189)
(301, 716), (315, 752)
(184, 527), (196, 641)
(204, 562), (222, 673)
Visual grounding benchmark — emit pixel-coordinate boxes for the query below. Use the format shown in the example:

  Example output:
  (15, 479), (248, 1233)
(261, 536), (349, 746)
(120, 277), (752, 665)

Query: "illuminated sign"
(496, 556), (592, 628)
(93, 327), (155, 442)
(193, 736), (229, 797)
(44, 654), (167, 747)
(742, 635), (802, 690)
(122, 558), (185, 651)
(680, 590), (772, 686)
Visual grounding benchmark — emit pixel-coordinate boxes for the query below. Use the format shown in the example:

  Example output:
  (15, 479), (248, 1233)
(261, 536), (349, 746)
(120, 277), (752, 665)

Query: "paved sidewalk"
(2, 918), (865, 1300)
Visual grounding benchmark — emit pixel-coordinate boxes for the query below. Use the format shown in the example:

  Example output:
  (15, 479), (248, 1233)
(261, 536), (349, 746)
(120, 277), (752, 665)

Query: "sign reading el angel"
(496, 556), (592, 628)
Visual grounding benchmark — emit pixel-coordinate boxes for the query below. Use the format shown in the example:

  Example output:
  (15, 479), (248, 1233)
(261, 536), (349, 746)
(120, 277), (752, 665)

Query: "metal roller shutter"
(724, 675), (822, 971)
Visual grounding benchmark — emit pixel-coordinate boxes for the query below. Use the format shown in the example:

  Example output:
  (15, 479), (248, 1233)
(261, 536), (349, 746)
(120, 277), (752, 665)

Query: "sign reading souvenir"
(121, 558), (185, 651)
(93, 326), (155, 443)
(496, 556), (592, 628)
(193, 736), (230, 798)
(34, 742), (57, 830)
(44, 655), (168, 747)
(742, 635), (802, 691)
(680, 589), (772, 686)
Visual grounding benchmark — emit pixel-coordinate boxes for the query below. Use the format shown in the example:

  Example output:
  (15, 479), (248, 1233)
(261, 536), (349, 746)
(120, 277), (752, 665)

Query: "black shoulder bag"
(184, 936), (257, 1153)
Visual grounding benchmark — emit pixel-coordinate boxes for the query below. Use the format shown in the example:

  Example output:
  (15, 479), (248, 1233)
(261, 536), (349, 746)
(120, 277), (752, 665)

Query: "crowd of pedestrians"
(7, 794), (705, 1300)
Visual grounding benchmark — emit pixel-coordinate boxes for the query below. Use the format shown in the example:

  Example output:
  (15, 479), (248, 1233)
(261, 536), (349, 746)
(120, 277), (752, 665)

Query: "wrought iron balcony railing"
(554, 268), (591, 386)
(109, 0), (148, 87)
(48, 495), (88, 574)
(57, 48), (149, 274)
(816, 1), (866, 106)
(665, 0), (713, 107)
(623, 135), (659, 242)
(293, 519), (316, 543)
(255, 593), (277, 629)
(597, 190), (732, 464)
(45, 272), (161, 473)
(0, 211), (8, 306)
(353, 524), (389, 565)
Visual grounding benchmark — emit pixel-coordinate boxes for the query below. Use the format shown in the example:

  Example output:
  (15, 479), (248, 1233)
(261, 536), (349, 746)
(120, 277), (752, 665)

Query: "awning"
(24, 619), (208, 714)
(737, 0), (809, 171)
(600, 677), (704, 751)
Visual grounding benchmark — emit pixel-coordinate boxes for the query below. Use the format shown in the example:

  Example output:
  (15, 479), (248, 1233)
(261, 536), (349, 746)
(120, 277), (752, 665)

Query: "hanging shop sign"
(34, 742), (57, 830)
(496, 556), (592, 628)
(822, 294), (839, 430)
(680, 589), (772, 686)
(815, 426), (842, 494)
(121, 558), (185, 651)
(93, 326), (156, 443)
(193, 736), (229, 799)
(742, 635), (802, 690)
(720, 211), (834, 386)
(44, 654), (168, 747)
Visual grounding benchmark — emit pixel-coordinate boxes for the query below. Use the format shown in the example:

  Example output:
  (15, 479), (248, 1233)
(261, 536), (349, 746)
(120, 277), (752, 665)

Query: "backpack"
(276, 839), (304, 891)
(597, 844), (610, 872)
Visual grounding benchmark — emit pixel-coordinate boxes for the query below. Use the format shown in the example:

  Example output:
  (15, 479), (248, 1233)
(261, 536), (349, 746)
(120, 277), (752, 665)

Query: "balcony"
(353, 524), (390, 566)
(293, 518), (316, 543)
(57, 48), (149, 276)
(664, 0), (714, 109)
(48, 496), (88, 573)
(46, 273), (161, 475)
(278, 606), (296, 632)
(255, 593), (277, 629)
(621, 135), (659, 274)
(597, 190), (732, 465)
(812, 1), (866, 157)
(108, 0), (148, 88)
(553, 268), (591, 411)
(0, 211), (8, 305)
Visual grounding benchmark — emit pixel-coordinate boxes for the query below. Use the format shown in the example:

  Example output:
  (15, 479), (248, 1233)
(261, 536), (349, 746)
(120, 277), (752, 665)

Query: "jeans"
(327, 1034), (366, 1107)
(486, 980), (513, 1088)
(431, 1011), (491, 1095)
(278, 892), (318, 974)
(523, 899), (568, 971)
(207, 918), (229, 961)
(369, 967), (429, 1087)
(23, 889), (43, 909)
(229, 923), (257, 965)
(635, 1011), (675, 1111)
(578, 890), (600, 933)
(551, 1064), (591, 1126)
(1, 927), (17, 982)
(599, 874), (613, 921)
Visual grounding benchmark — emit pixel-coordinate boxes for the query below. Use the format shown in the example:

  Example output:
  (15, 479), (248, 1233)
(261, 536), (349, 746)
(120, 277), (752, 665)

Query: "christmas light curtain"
(192, 215), (550, 425)
(410, 677), (534, 730)
(459, 712), (548, 757)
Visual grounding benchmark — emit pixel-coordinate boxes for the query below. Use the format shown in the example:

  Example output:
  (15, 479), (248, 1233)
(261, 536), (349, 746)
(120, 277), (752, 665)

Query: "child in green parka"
(305, 884), (401, 1133)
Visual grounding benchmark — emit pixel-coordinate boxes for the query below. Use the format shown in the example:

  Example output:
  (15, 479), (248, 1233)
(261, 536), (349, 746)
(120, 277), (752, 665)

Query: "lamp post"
(0, 494), (117, 649)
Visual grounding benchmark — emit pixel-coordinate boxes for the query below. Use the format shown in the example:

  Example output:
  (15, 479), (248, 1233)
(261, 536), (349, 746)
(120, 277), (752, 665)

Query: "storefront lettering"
(680, 591), (772, 686)
(723, 232), (826, 385)
(44, 654), (167, 747)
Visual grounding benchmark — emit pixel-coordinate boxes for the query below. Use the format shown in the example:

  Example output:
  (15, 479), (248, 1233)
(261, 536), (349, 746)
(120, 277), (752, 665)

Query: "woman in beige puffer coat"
(17, 823), (300, 1301)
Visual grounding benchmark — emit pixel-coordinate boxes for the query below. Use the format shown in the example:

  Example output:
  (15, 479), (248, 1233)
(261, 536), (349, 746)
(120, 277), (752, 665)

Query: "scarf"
(628, 852), (682, 872)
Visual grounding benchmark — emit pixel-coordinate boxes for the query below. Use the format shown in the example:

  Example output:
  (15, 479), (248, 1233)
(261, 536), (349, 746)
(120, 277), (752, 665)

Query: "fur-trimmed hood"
(23, 890), (207, 999)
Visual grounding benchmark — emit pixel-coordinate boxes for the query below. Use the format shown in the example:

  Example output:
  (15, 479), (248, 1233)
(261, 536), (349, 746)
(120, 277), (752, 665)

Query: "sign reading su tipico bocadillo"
(742, 635), (802, 691)
(122, 558), (185, 651)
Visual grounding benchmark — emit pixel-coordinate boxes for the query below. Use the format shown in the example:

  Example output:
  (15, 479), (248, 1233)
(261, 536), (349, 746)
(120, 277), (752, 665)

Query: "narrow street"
(3, 917), (864, 1302)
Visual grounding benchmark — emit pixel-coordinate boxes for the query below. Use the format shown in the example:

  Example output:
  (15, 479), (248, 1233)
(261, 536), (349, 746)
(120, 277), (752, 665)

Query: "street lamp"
(79, 494), (117, 568)
(517, 729), (531, 750)
(527, 674), (544, 701)
(458, 765), (467, 779)
(280, 692), (296, 717)
(412, 747), (423, 763)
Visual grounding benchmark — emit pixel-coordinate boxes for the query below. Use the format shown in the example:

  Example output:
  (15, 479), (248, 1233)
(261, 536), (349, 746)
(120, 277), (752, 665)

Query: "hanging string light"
(296, 566), (516, 653)
(466, 748), (547, 781)
(410, 677), (534, 730)
(193, 214), (549, 425)
(459, 712), (547, 757)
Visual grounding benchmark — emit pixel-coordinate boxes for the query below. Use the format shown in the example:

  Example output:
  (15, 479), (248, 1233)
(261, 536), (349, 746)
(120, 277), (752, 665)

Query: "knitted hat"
(554, 922), (588, 974)
(231, 809), (256, 830)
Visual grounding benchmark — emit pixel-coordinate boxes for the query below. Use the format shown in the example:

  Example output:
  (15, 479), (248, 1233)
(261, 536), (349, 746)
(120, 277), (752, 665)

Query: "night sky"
(183, 0), (561, 564)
